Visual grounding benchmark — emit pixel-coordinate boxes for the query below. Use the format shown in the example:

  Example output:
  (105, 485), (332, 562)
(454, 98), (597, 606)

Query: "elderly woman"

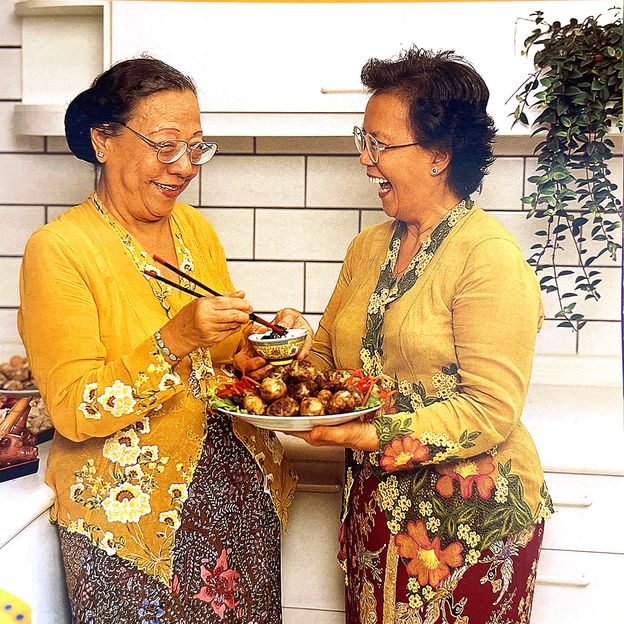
(18, 57), (298, 623)
(291, 48), (554, 623)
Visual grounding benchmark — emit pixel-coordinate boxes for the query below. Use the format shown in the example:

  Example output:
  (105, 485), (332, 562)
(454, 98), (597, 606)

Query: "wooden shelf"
(14, 0), (106, 17)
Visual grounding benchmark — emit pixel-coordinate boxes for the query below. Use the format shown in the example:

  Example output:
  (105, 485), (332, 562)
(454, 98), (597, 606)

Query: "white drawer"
(533, 549), (624, 624)
(281, 491), (345, 611)
(283, 607), (344, 624)
(543, 472), (624, 553)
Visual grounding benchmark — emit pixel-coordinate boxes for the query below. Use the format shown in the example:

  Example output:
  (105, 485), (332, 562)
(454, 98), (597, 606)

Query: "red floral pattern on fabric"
(380, 435), (430, 472)
(395, 520), (464, 588)
(193, 548), (240, 619)
(435, 455), (496, 499)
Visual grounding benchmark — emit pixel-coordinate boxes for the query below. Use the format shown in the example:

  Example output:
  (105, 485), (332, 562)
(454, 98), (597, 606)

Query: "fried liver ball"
(288, 360), (317, 383)
(327, 389), (356, 414)
(260, 377), (287, 402)
(242, 393), (266, 415)
(266, 396), (299, 417)
(316, 389), (333, 407)
(317, 369), (346, 392)
(300, 397), (325, 416)
(289, 380), (318, 401)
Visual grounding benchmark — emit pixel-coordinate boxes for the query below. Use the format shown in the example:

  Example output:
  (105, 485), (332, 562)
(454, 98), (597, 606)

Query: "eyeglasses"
(121, 123), (218, 166)
(353, 126), (420, 164)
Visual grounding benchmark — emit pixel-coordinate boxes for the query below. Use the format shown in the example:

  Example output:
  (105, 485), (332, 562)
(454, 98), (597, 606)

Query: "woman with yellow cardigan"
(289, 48), (554, 623)
(18, 58), (301, 623)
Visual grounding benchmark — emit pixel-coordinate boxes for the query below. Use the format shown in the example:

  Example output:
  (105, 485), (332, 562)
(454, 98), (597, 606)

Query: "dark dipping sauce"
(261, 326), (288, 340)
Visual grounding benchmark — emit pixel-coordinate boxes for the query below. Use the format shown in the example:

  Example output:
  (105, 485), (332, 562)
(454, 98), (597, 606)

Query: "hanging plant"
(510, 9), (622, 330)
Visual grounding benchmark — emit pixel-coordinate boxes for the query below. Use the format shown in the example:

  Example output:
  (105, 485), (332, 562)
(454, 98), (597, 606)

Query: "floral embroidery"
(159, 510), (181, 530)
(436, 455), (496, 499)
(102, 482), (151, 523)
(193, 548), (240, 618)
(98, 379), (137, 417)
(137, 597), (166, 624)
(168, 483), (189, 504)
(395, 520), (464, 588)
(380, 436), (430, 472)
(103, 430), (142, 466)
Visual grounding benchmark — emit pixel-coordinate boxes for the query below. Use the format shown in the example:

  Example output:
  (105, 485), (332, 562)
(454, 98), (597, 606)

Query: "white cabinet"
(14, 0), (616, 136)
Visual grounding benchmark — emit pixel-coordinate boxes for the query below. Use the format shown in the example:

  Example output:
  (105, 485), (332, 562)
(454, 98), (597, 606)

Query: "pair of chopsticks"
(144, 255), (287, 336)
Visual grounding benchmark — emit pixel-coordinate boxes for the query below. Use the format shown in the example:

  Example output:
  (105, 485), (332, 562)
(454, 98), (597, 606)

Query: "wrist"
(154, 330), (182, 365)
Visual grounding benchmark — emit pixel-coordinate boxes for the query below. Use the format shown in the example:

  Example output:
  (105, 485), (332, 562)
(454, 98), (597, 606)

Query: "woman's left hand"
(285, 420), (379, 451)
(272, 308), (314, 359)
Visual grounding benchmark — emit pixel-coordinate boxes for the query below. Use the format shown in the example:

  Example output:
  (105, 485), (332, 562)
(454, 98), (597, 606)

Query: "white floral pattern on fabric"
(102, 482), (151, 523)
(102, 429), (142, 466)
(97, 380), (137, 418)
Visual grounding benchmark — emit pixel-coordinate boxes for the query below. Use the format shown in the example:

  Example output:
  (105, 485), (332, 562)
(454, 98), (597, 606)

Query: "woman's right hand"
(158, 292), (253, 358)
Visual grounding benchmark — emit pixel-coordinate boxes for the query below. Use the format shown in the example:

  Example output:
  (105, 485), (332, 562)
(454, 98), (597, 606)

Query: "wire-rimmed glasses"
(121, 123), (218, 165)
(353, 126), (420, 164)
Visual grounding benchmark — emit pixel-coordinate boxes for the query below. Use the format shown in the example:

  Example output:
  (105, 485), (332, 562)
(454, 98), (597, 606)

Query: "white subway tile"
(476, 158), (524, 211)
(307, 156), (379, 208)
(577, 321), (622, 358)
(0, 1), (21, 45)
(491, 211), (579, 265)
(46, 136), (71, 153)
(210, 137), (254, 154)
(256, 137), (355, 154)
(200, 156), (304, 207)
(360, 209), (392, 231)
(228, 261), (303, 312)
(178, 174), (199, 206)
(46, 205), (72, 222)
(255, 209), (358, 261)
(541, 267), (621, 321)
(0, 308), (20, 346)
(534, 319), (577, 355)
(0, 48), (20, 99)
(0, 257), (20, 306)
(0, 154), (94, 204)
(0, 103), (44, 152)
(305, 263), (342, 314)
(0, 205), (44, 254)
(198, 208), (253, 260)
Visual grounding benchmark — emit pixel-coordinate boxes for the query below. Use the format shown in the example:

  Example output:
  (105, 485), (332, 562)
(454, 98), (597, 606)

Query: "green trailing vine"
(510, 9), (622, 330)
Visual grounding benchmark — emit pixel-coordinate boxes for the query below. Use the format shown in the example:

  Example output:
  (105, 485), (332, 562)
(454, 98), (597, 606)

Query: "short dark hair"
(65, 56), (197, 165)
(361, 47), (496, 197)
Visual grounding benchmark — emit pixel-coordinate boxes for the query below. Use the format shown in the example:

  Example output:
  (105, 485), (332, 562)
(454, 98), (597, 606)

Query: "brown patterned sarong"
(345, 463), (543, 624)
(58, 411), (281, 624)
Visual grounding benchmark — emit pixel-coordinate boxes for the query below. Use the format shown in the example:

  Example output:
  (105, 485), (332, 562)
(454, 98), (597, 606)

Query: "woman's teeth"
(369, 176), (389, 185)
(155, 182), (178, 191)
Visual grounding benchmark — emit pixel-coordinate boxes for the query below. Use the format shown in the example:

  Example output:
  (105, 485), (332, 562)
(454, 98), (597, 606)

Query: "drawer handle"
(320, 87), (366, 95)
(296, 483), (341, 494)
(537, 575), (590, 587)
(553, 495), (593, 508)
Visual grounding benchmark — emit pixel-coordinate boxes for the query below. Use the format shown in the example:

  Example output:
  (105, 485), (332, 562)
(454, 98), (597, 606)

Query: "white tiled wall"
(0, 2), (621, 358)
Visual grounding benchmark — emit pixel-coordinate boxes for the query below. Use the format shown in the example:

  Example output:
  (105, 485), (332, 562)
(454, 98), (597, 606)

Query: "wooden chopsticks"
(144, 255), (287, 336)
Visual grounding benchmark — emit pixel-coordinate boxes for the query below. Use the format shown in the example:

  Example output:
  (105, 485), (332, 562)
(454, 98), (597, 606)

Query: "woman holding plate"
(288, 47), (553, 623)
(18, 57), (306, 623)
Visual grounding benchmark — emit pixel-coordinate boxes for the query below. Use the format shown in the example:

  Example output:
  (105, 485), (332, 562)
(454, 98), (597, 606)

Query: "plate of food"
(209, 361), (394, 432)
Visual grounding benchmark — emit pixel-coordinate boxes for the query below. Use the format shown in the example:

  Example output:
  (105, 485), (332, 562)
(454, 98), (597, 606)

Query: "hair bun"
(64, 88), (99, 165)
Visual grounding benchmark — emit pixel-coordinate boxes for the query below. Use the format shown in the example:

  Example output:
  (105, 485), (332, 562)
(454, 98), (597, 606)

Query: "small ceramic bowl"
(248, 328), (308, 365)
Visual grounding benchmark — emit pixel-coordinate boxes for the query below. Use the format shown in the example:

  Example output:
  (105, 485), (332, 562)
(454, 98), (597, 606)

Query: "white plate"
(0, 388), (39, 397)
(217, 404), (381, 432)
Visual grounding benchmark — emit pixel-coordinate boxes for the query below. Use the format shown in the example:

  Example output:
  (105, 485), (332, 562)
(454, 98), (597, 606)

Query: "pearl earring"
(97, 151), (104, 158)
(431, 166), (439, 176)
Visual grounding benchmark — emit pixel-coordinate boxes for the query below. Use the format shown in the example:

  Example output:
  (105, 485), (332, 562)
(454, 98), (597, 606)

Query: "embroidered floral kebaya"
(193, 548), (240, 618)
(380, 435), (430, 472)
(395, 520), (464, 588)
(436, 455), (496, 499)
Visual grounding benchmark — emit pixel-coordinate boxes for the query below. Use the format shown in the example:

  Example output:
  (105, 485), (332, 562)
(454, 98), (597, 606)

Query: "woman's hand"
(160, 291), (254, 358)
(232, 324), (275, 381)
(286, 421), (379, 451)
(272, 308), (314, 359)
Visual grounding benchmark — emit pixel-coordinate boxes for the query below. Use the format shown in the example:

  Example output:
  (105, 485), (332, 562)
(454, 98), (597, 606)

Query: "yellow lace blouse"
(18, 196), (297, 586)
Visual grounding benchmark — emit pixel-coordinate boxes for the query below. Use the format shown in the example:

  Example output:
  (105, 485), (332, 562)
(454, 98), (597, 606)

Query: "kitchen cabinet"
(13, 0), (616, 136)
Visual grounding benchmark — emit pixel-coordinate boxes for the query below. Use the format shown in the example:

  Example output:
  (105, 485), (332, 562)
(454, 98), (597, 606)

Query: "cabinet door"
(543, 472), (624, 553)
(111, 1), (614, 130)
(533, 549), (623, 624)
(281, 491), (345, 612)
